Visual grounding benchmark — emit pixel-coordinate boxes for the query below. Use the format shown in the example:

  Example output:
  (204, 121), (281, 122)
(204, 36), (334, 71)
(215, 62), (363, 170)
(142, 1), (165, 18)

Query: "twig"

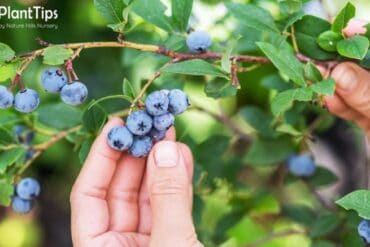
(290, 26), (299, 53)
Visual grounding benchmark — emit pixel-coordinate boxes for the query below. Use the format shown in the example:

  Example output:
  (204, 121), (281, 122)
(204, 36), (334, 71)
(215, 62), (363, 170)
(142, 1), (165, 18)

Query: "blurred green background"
(1, 0), (370, 246)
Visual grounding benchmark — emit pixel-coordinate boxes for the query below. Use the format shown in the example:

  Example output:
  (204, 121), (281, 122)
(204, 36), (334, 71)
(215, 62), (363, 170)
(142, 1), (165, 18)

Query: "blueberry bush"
(1, 0), (370, 246)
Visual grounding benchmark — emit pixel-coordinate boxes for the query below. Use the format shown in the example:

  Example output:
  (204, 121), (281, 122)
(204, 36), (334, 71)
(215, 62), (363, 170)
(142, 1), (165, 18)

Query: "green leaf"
(279, 0), (302, 14)
(94, 0), (126, 23)
(204, 78), (237, 99)
(310, 78), (335, 96)
(294, 15), (336, 60)
(332, 2), (355, 33)
(42, 46), (73, 65)
(226, 3), (279, 33)
(0, 112), (19, 126)
(172, 0), (193, 32)
(310, 213), (340, 237)
(276, 124), (302, 136)
(82, 103), (108, 133)
(317, 30), (343, 52)
(360, 49), (370, 69)
(257, 42), (306, 86)
(306, 166), (338, 187)
(337, 35), (370, 60)
(0, 181), (14, 206)
(0, 63), (17, 82)
(38, 103), (82, 129)
(163, 59), (228, 78)
(311, 240), (337, 247)
(221, 46), (233, 73)
(164, 34), (186, 51)
(294, 87), (313, 101)
(123, 78), (136, 100)
(0, 148), (26, 174)
(282, 10), (305, 31)
(336, 190), (370, 219)
(304, 62), (323, 82)
(79, 138), (94, 164)
(239, 106), (275, 138)
(227, 216), (266, 245)
(0, 128), (14, 146)
(0, 43), (15, 65)
(132, 0), (172, 31)
(244, 137), (294, 166)
(271, 90), (295, 116)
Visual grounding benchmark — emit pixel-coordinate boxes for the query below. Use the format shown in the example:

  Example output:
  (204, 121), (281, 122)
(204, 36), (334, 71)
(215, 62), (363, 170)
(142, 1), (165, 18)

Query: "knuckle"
(149, 177), (188, 196)
(109, 189), (139, 203)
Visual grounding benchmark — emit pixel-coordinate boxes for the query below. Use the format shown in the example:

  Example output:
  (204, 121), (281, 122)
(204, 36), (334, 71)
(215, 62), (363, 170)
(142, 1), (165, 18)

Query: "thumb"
(147, 141), (199, 247)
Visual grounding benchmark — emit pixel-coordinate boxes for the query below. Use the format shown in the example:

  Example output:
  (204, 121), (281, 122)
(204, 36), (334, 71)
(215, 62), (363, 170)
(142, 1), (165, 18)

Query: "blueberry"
(148, 128), (166, 142)
(14, 88), (40, 113)
(358, 220), (370, 244)
(129, 136), (153, 158)
(11, 196), (33, 214)
(287, 154), (316, 177)
(41, 67), (67, 92)
(186, 31), (212, 53)
(14, 125), (25, 139)
(145, 90), (169, 116)
(153, 113), (174, 131)
(0, 85), (14, 109)
(60, 81), (88, 106)
(168, 89), (190, 115)
(16, 178), (41, 200)
(25, 149), (36, 161)
(107, 126), (134, 151)
(126, 110), (153, 136)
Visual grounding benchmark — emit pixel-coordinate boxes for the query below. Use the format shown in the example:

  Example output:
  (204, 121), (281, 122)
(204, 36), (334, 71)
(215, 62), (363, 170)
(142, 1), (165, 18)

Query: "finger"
(178, 143), (194, 208)
(108, 153), (146, 232)
(71, 118), (123, 243)
(147, 141), (197, 247)
(343, 18), (367, 37)
(331, 62), (370, 119)
(138, 127), (176, 235)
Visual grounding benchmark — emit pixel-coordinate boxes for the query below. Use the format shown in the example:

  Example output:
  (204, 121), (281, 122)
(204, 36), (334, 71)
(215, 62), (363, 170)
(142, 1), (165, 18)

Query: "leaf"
(279, 0), (302, 14)
(38, 103), (82, 129)
(310, 213), (340, 237)
(0, 128), (14, 146)
(317, 30), (343, 52)
(0, 148), (26, 174)
(164, 34), (186, 51)
(79, 138), (94, 164)
(337, 35), (370, 60)
(132, 0), (172, 31)
(239, 106), (275, 138)
(226, 3), (279, 33)
(82, 103), (108, 133)
(294, 87), (313, 101)
(221, 46), (233, 73)
(0, 43), (15, 65)
(172, 0), (193, 32)
(306, 166), (338, 187)
(257, 42), (306, 86)
(0, 63), (17, 82)
(244, 137), (294, 166)
(163, 59), (228, 78)
(331, 2), (355, 33)
(360, 49), (370, 69)
(282, 10), (305, 31)
(336, 190), (370, 219)
(271, 90), (295, 116)
(310, 78), (335, 96)
(123, 78), (136, 99)
(42, 46), (73, 65)
(276, 124), (302, 136)
(0, 112), (19, 126)
(0, 181), (14, 206)
(227, 216), (266, 245)
(204, 78), (237, 99)
(304, 62), (323, 82)
(94, 0), (126, 23)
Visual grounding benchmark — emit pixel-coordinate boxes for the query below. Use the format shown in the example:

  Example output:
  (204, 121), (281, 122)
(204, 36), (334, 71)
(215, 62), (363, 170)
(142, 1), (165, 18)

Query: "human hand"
(324, 19), (370, 136)
(70, 117), (202, 247)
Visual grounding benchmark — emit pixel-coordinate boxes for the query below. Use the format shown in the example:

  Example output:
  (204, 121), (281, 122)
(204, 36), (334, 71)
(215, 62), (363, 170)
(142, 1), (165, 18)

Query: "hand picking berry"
(186, 31), (212, 53)
(41, 67), (67, 93)
(14, 88), (40, 113)
(0, 85), (14, 109)
(287, 154), (316, 177)
(60, 81), (88, 106)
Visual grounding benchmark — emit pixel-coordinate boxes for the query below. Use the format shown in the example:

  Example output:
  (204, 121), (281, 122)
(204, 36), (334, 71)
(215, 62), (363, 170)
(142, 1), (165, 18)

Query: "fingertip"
(343, 18), (367, 37)
(164, 126), (176, 141)
(331, 62), (359, 92)
(177, 143), (194, 178)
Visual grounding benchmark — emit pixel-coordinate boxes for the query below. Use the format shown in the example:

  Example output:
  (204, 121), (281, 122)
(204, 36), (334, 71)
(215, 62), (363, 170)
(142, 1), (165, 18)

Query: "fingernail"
(337, 68), (357, 92)
(154, 141), (179, 167)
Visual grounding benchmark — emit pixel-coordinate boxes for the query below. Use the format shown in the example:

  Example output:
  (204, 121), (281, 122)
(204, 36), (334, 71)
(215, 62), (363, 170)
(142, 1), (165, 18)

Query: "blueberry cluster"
(41, 67), (88, 106)
(186, 31), (212, 53)
(107, 89), (190, 157)
(358, 219), (370, 244)
(287, 154), (316, 177)
(11, 178), (41, 214)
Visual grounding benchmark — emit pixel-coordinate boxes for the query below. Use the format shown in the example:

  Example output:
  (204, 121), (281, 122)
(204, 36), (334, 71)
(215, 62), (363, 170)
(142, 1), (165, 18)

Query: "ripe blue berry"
(0, 85), (14, 109)
(11, 196), (33, 214)
(287, 154), (316, 177)
(358, 220), (370, 244)
(129, 136), (153, 158)
(14, 88), (40, 113)
(16, 178), (41, 200)
(145, 90), (169, 116)
(148, 128), (166, 142)
(186, 31), (212, 53)
(60, 81), (88, 106)
(153, 113), (174, 131)
(107, 126), (133, 151)
(41, 67), (67, 93)
(25, 149), (36, 161)
(126, 110), (153, 136)
(168, 89), (190, 115)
